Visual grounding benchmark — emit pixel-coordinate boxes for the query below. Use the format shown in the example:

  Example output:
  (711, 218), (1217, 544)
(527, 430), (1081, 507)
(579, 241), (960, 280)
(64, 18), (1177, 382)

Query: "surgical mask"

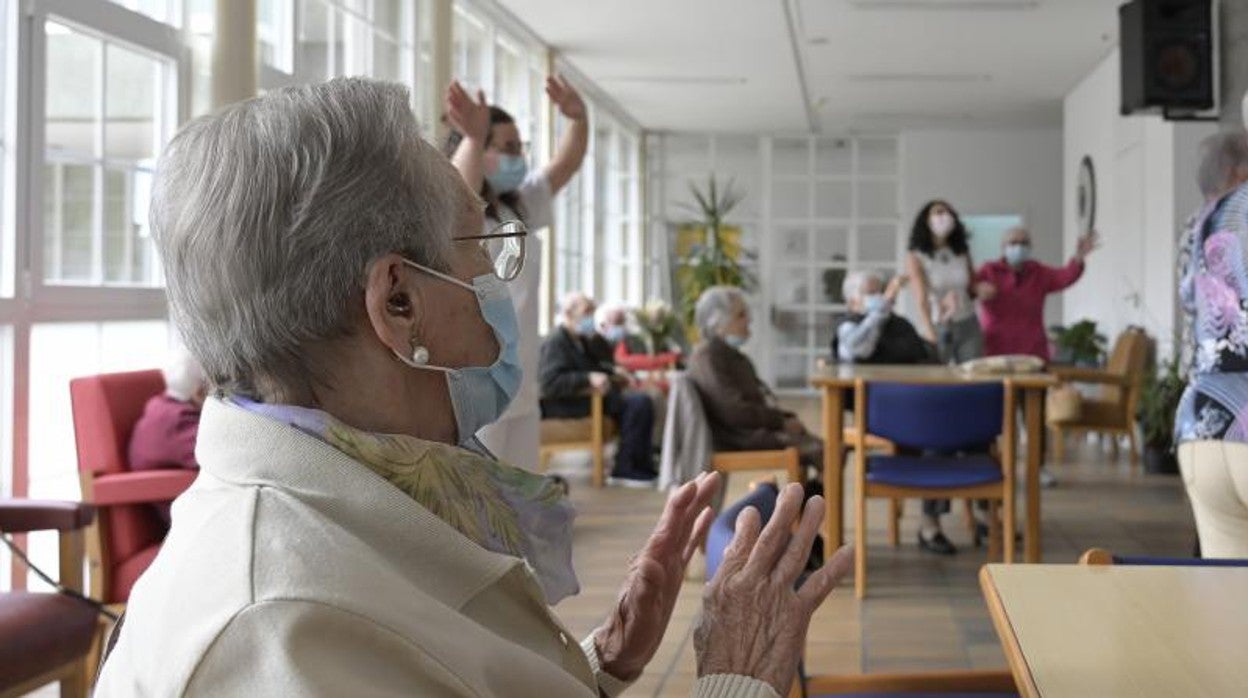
(724, 333), (748, 348)
(395, 263), (523, 446)
(577, 316), (596, 336)
(486, 154), (528, 195)
(1005, 244), (1030, 266)
(604, 326), (627, 343)
(929, 212), (955, 238)
(863, 294), (888, 314)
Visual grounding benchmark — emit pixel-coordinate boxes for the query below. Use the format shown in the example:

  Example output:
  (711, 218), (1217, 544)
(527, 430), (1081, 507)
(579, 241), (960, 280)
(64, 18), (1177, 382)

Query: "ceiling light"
(599, 76), (747, 85)
(849, 0), (1040, 10)
(846, 73), (993, 83)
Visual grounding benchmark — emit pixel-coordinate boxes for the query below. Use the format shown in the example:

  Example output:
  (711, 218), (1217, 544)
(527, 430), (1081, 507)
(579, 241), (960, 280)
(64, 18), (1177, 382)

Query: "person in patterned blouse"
(1175, 129), (1248, 558)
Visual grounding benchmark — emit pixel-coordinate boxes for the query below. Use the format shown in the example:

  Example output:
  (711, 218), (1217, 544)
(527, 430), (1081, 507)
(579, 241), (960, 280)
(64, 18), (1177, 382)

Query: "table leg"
(822, 385), (844, 560)
(1024, 387), (1043, 563)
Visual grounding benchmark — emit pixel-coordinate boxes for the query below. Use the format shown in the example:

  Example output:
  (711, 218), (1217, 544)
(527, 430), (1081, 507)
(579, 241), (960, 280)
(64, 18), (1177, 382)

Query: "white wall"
(900, 128), (1064, 326)
(1062, 49), (1215, 359)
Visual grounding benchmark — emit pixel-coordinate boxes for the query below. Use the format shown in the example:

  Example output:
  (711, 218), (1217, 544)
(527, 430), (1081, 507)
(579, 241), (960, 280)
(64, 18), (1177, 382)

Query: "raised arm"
(542, 75), (588, 195)
(444, 81), (491, 193)
(1044, 230), (1099, 293)
(905, 252), (937, 343)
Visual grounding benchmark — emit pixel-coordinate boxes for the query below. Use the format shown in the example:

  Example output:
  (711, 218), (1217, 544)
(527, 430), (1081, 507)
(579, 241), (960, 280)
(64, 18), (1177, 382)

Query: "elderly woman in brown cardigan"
(687, 286), (823, 473)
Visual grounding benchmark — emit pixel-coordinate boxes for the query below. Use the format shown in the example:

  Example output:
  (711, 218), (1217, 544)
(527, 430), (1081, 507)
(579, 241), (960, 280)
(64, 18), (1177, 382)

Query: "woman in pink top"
(976, 226), (1099, 359)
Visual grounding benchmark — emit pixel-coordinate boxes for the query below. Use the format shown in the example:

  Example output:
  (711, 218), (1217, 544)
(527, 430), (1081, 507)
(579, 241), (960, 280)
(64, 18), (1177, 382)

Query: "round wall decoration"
(1076, 155), (1096, 233)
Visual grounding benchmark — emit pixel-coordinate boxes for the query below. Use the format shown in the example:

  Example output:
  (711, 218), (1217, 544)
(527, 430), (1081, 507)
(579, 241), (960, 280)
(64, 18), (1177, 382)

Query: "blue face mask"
(487, 155), (528, 195)
(577, 316), (596, 336)
(723, 333), (748, 348)
(863, 294), (888, 314)
(1005, 244), (1030, 267)
(395, 262), (523, 446)
(604, 326), (627, 343)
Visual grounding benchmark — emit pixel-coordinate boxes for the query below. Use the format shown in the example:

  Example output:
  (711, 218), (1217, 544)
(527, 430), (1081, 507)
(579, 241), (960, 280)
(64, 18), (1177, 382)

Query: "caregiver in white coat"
(444, 76), (588, 471)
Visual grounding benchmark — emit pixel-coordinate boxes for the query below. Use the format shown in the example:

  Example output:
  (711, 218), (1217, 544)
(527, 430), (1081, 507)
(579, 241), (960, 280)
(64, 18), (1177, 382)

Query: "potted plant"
(675, 175), (757, 338)
(1137, 358), (1186, 475)
(632, 300), (677, 355)
(1049, 319), (1107, 366)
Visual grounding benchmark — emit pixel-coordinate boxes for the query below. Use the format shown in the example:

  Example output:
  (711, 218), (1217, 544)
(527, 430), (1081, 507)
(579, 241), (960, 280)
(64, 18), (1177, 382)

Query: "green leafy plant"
(1137, 358), (1187, 450)
(632, 300), (677, 355)
(1049, 319), (1108, 365)
(676, 175), (757, 332)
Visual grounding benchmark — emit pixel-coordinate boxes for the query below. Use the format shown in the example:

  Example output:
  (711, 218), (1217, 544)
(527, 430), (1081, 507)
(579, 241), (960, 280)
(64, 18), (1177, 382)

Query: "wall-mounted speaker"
(1120, 0), (1217, 117)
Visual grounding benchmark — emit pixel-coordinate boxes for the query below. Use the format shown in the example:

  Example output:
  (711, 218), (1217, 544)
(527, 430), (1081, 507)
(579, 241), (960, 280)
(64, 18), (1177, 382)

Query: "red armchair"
(0, 499), (97, 698)
(68, 370), (198, 608)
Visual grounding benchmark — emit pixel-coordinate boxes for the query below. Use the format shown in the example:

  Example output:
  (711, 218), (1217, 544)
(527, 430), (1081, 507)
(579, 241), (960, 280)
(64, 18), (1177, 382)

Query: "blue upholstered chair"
(706, 487), (1018, 698)
(852, 380), (1017, 599)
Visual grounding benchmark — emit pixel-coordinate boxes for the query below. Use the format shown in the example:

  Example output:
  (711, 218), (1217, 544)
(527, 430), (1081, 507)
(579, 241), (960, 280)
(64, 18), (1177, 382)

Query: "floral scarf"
(232, 398), (579, 603)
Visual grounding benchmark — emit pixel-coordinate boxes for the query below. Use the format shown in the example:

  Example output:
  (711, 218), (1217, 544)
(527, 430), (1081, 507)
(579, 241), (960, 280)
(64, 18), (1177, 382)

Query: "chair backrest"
(1080, 547), (1248, 567)
(1101, 328), (1151, 406)
(69, 369), (165, 477)
(69, 369), (167, 604)
(706, 483), (778, 580)
(864, 382), (1004, 452)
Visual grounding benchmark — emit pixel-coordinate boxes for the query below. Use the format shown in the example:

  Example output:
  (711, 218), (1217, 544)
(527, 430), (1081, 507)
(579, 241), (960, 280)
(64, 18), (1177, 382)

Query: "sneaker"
(1039, 467), (1058, 488)
(608, 470), (658, 489)
(918, 530), (957, 556)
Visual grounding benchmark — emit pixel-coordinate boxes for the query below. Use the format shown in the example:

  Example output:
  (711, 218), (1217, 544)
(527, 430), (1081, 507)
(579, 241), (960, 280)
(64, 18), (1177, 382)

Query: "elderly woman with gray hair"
(94, 79), (852, 697)
(687, 286), (823, 472)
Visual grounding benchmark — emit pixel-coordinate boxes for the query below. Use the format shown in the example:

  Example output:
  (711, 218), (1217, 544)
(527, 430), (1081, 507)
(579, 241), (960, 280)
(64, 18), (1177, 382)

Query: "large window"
(43, 22), (173, 287)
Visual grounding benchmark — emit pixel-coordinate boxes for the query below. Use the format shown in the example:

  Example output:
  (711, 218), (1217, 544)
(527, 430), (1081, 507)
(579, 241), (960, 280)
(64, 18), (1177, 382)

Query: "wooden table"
(810, 364), (1055, 562)
(980, 563), (1248, 697)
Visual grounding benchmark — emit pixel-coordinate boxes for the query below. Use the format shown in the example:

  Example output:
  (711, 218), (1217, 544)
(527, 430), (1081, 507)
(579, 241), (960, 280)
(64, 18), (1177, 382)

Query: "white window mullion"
(90, 35), (106, 285)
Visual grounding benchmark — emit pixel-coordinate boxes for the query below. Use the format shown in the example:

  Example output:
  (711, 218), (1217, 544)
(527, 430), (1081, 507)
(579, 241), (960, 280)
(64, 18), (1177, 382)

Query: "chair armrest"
(1049, 366), (1130, 385)
(91, 469), (198, 506)
(0, 499), (95, 533)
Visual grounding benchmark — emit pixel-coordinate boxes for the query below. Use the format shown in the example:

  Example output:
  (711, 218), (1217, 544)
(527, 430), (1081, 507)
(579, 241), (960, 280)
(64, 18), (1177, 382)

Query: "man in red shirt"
(976, 227), (1099, 359)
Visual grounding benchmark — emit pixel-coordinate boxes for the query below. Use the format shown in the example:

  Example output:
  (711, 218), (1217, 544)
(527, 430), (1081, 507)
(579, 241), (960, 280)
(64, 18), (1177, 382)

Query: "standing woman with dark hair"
(443, 77), (588, 470)
(903, 200), (990, 555)
(905, 200), (987, 364)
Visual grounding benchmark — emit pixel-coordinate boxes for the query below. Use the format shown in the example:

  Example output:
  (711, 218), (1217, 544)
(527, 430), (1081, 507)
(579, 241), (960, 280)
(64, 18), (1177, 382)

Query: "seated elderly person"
(687, 286), (823, 473)
(128, 348), (208, 522)
(832, 271), (935, 364)
(598, 304), (683, 374)
(541, 293), (658, 485)
(96, 79), (853, 697)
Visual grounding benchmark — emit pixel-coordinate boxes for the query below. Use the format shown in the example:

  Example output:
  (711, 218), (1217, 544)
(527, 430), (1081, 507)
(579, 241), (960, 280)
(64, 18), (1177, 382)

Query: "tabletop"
(980, 563), (1248, 697)
(810, 364), (1057, 389)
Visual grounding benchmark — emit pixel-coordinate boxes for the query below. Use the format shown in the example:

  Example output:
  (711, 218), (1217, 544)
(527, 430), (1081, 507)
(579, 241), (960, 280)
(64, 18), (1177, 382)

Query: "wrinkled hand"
(975, 281), (997, 302)
(696, 483), (854, 695)
(594, 473), (720, 681)
(444, 81), (490, 142)
(1076, 230), (1100, 260)
(885, 274), (908, 302)
(546, 74), (587, 121)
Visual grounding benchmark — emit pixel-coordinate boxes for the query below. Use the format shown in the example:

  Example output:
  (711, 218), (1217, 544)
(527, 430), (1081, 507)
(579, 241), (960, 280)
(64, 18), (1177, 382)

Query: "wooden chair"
(853, 380), (1017, 598)
(1078, 547), (1248, 566)
(709, 447), (802, 491)
(538, 392), (618, 488)
(0, 500), (97, 698)
(797, 669), (1018, 697)
(1049, 327), (1152, 464)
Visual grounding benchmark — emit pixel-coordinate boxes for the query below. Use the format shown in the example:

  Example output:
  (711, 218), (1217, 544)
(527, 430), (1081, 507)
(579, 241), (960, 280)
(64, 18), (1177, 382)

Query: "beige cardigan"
(95, 398), (775, 697)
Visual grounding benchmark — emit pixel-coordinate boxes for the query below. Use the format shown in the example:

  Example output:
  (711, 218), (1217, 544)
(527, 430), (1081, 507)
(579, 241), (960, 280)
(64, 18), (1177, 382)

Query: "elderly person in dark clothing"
(540, 292), (657, 485)
(687, 286), (822, 472)
(832, 271), (936, 364)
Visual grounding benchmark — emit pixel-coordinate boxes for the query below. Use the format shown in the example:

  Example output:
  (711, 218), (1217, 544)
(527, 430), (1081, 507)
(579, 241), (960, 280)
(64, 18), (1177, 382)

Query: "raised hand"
(593, 473), (720, 680)
(1076, 230), (1101, 260)
(695, 483), (854, 695)
(444, 80), (490, 142)
(546, 74), (587, 121)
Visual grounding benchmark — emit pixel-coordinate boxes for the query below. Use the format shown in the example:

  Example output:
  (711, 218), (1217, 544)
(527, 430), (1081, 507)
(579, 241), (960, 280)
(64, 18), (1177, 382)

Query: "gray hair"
(694, 286), (746, 338)
(152, 78), (462, 399)
(558, 291), (593, 323)
(841, 270), (883, 304)
(162, 347), (205, 402)
(1196, 130), (1248, 199)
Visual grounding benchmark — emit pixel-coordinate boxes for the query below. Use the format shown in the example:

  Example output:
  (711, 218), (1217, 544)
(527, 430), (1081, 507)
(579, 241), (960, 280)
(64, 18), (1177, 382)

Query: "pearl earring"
(409, 345), (429, 366)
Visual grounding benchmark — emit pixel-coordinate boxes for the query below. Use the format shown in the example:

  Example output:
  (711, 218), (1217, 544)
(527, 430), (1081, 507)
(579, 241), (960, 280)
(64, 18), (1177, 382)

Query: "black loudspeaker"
(1120, 0), (1216, 116)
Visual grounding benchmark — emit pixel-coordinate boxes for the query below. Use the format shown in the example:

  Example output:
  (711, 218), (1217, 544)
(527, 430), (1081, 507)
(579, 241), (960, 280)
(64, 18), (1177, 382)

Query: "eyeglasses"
(453, 219), (528, 282)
